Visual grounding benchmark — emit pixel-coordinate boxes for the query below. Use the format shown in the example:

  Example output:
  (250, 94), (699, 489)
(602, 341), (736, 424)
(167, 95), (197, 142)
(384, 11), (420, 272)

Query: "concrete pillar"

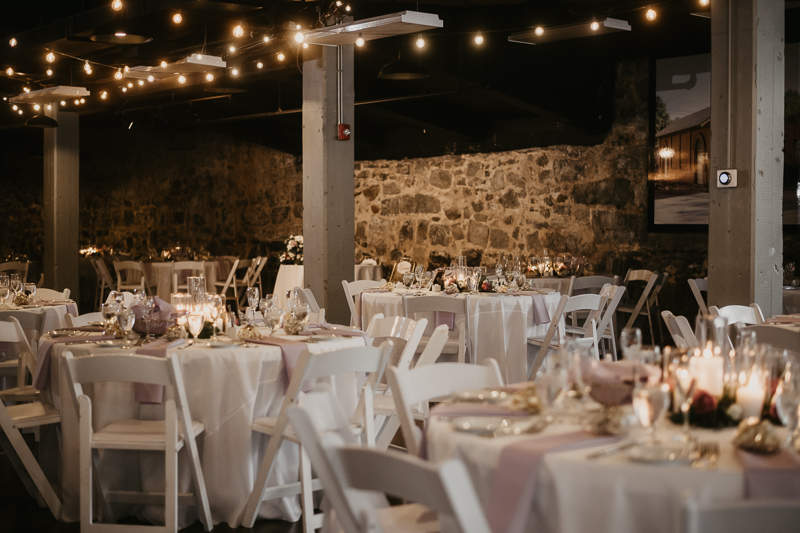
(43, 107), (80, 295)
(708, 0), (784, 316)
(303, 44), (355, 324)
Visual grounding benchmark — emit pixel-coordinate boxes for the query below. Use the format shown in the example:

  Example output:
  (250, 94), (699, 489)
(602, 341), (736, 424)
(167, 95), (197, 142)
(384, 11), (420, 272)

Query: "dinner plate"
(450, 388), (509, 404)
(449, 416), (519, 435)
(307, 335), (339, 342)
(50, 330), (78, 338)
(21, 304), (42, 309)
(628, 444), (694, 465)
(97, 339), (126, 346)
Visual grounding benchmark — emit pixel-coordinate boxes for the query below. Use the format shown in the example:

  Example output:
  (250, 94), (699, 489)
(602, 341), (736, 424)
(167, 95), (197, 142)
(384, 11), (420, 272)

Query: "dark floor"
(1, 436), (299, 533)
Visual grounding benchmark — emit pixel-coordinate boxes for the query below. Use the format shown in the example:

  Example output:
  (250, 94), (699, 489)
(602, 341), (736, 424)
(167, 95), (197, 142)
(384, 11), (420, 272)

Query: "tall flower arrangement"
(280, 235), (303, 265)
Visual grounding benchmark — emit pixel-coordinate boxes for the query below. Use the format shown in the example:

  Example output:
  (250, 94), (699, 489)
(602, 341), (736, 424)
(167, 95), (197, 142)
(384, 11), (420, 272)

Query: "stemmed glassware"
(495, 261), (504, 281)
(263, 308), (283, 336)
(402, 272), (414, 290)
(207, 294), (223, 341)
(775, 358), (800, 446)
(23, 283), (36, 303)
(672, 359), (697, 444)
(0, 274), (8, 291)
(0, 287), (9, 306)
(414, 264), (424, 288)
(416, 272), (432, 295)
(142, 296), (155, 342)
(187, 312), (204, 345)
(117, 309), (136, 349)
(10, 274), (22, 295)
(620, 328), (643, 362)
(244, 287), (259, 324)
(109, 290), (125, 310)
(633, 380), (670, 444)
(131, 288), (146, 305)
(100, 303), (117, 330)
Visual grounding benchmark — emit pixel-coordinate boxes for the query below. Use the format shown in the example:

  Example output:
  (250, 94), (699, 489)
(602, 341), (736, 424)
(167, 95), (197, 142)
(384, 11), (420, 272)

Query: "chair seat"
(372, 394), (425, 418)
(416, 334), (460, 355)
(0, 359), (18, 376)
(7, 401), (60, 429)
(616, 304), (651, 316)
(0, 384), (40, 402)
(92, 418), (204, 451)
(526, 336), (560, 347)
(253, 416), (363, 442)
(330, 503), (439, 533)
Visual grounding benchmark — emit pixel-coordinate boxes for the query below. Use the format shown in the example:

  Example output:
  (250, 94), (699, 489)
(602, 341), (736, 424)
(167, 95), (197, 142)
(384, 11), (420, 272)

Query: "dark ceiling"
(0, 1), (797, 160)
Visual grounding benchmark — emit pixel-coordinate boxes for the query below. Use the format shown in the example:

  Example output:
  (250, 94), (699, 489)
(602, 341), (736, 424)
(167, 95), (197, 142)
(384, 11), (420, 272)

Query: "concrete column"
(708, 0), (784, 316)
(303, 44), (355, 324)
(43, 107), (80, 295)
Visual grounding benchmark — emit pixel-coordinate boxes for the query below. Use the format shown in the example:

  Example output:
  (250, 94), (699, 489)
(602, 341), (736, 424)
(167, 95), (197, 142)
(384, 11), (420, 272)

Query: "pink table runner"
(354, 289), (389, 329)
(514, 292), (552, 326)
(487, 430), (620, 533)
(33, 334), (116, 390)
(134, 338), (186, 404)
(737, 449), (800, 499)
(246, 336), (311, 391)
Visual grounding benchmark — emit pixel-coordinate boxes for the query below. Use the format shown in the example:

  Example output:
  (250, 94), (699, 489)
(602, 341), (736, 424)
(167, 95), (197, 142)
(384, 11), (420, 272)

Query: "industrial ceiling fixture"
(90, 16), (153, 44)
(303, 11), (443, 46)
(508, 17), (631, 45)
(377, 51), (428, 80)
(25, 114), (58, 128)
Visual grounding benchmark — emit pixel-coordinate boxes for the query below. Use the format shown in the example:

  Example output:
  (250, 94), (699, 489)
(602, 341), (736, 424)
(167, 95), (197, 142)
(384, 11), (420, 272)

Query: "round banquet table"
(354, 264), (383, 281)
(272, 264), (385, 310)
(43, 332), (366, 528)
(359, 289), (561, 383)
(426, 416), (748, 533)
(529, 277), (571, 294)
(783, 287), (800, 314)
(0, 303), (77, 356)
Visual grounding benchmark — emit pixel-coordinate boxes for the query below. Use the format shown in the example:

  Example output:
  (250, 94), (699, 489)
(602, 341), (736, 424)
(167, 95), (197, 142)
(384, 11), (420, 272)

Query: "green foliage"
(655, 94), (671, 132)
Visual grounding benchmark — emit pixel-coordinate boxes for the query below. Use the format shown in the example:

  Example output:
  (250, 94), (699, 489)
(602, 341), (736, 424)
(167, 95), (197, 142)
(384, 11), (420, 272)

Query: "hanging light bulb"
(5, 67), (13, 76)
(111, 0), (123, 11)
(257, 61), (263, 69)
(303, 42), (309, 49)
(84, 60), (92, 72)
(80, 98), (85, 103)
(11, 105), (17, 110)
(591, 19), (600, 31)
(101, 91), (107, 99)
(172, 12), (182, 24)
(229, 46), (236, 53)
(137, 80), (144, 85)
(263, 36), (270, 43)
(295, 32), (305, 43)
(17, 110), (22, 115)
(178, 75), (186, 84)
(535, 26), (544, 36)
(206, 73), (214, 82)
(646, 8), (657, 21)
(336, 1), (343, 5)
(474, 33), (484, 45)
(147, 74), (154, 82)
(416, 36), (425, 48)
(23, 87), (30, 92)
(160, 60), (168, 68)
(127, 82), (133, 88)
(46, 104), (51, 110)
(60, 100), (66, 106)
(277, 52), (285, 61)
(9, 38), (17, 47)
(231, 68), (239, 76)
(123, 65), (130, 73)
(74, 99), (80, 105)
(233, 24), (244, 38)
(122, 87), (127, 92)
(46, 69), (53, 76)
(345, 4), (351, 12)
(114, 68), (123, 80)
(34, 104), (40, 111)
(46, 52), (55, 63)
(356, 34), (365, 47)
(699, 0), (709, 5)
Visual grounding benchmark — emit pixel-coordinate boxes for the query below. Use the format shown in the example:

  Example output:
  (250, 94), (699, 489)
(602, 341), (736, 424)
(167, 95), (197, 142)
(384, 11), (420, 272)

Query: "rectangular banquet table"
(359, 289), (561, 383)
(42, 332), (366, 528)
(426, 415), (750, 533)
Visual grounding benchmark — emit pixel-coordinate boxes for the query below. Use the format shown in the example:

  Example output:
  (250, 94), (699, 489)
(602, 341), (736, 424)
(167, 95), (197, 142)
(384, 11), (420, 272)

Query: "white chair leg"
(299, 446), (317, 533)
(165, 400), (178, 533)
(375, 414), (401, 451)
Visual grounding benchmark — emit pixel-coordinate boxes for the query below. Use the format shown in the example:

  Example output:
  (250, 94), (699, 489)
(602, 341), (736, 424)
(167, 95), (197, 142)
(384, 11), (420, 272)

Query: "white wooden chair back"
(387, 361), (503, 457)
(563, 275), (577, 296)
(0, 317), (36, 384)
(296, 287), (321, 313)
(4, 311), (45, 355)
(403, 294), (472, 364)
(683, 493), (800, 533)
(215, 258), (239, 297)
(593, 284), (626, 359)
(104, 291), (134, 308)
(246, 257), (267, 294)
(661, 310), (690, 350)
(342, 279), (385, 327)
(36, 288), (70, 300)
(709, 304), (764, 325)
(620, 269), (659, 331)
(688, 278), (708, 315)
(571, 275), (620, 294)
(0, 261), (29, 282)
(741, 325), (800, 357)
(366, 315), (427, 371)
(91, 258), (115, 310)
(415, 324), (452, 367)
(113, 260), (150, 293)
(66, 312), (105, 328)
(171, 261), (206, 293)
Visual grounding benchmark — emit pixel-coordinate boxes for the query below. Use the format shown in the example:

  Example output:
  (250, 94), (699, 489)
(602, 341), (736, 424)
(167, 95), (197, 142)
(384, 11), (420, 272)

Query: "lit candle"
(688, 344), (724, 397)
(737, 372), (766, 419)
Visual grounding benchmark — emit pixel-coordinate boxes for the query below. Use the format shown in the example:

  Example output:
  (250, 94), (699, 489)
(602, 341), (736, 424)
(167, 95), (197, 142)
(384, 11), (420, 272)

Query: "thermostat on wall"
(717, 169), (737, 188)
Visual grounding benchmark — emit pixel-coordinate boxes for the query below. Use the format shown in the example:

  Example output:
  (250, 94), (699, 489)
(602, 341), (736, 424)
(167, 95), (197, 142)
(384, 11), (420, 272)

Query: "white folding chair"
(114, 260), (153, 294)
(615, 269), (660, 342)
(570, 275), (620, 295)
(296, 287), (326, 324)
(249, 256), (267, 296)
(0, 317), (42, 402)
(661, 310), (697, 350)
(709, 304), (765, 326)
(213, 258), (240, 309)
(171, 261), (206, 293)
(403, 294), (472, 364)
(105, 291), (134, 308)
(563, 275), (577, 296)
(342, 279), (385, 327)
(415, 324), (453, 368)
(2, 311), (45, 357)
(241, 342), (394, 530)
(287, 386), (491, 533)
(741, 325), (800, 356)
(0, 261), (30, 282)
(365, 315), (428, 373)
(682, 493), (800, 533)
(0, 323), (61, 519)
(36, 288), (70, 300)
(387, 360), (503, 457)
(65, 312), (105, 328)
(91, 258), (115, 311)
(63, 351), (212, 533)
(527, 293), (607, 377)
(688, 278), (708, 315)
(567, 284), (626, 360)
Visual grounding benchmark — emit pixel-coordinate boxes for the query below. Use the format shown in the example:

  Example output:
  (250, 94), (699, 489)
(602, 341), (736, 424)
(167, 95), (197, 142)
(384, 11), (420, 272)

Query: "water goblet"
(259, 298), (273, 316)
(466, 276), (478, 294)
(514, 270), (526, 290)
(632, 382), (670, 444)
(264, 308), (283, 336)
(776, 358), (800, 446)
(402, 272), (414, 290)
(101, 303), (117, 330)
(10, 274), (22, 294)
(246, 286), (259, 310)
(142, 297), (156, 341)
(414, 264), (424, 287)
(108, 290), (125, 309)
(0, 287), (9, 306)
(207, 295), (222, 341)
(672, 362), (697, 444)
(495, 261), (504, 280)
(23, 283), (36, 302)
(620, 328), (643, 362)
(117, 309), (136, 349)
(187, 312), (204, 345)
(131, 288), (146, 305)
(0, 274), (8, 289)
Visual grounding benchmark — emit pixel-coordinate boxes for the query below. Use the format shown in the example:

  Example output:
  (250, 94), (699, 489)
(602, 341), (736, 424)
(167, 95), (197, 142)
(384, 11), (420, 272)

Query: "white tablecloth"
(354, 264), (383, 281)
(427, 417), (746, 533)
(783, 288), (800, 314)
(46, 334), (365, 527)
(0, 304), (74, 357)
(360, 290), (561, 383)
(273, 264), (384, 310)
(529, 278), (572, 293)
(145, 262), (218, 301)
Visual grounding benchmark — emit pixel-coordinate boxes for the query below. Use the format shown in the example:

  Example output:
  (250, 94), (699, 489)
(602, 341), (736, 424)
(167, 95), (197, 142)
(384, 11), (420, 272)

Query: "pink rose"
(692, 389), (717, 415)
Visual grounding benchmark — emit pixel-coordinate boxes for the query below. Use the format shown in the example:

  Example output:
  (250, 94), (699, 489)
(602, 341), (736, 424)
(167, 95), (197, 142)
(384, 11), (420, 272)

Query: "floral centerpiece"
(280, 235), (304, 265)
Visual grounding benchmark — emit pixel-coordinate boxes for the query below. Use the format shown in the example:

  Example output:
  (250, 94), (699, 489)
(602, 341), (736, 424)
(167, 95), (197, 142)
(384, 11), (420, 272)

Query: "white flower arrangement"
(280, 235), (304, 265)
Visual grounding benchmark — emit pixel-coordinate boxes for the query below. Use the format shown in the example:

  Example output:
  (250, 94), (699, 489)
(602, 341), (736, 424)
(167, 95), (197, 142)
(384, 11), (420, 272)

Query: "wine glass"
(414, 264), (424, 288)
(0, 287), (9, 306)
(23, 283), (36, 302)
(417, 272), (432, 295)
(495, 261), (504, 280)
(402, 272), (414, 290)
(0, 274), (8, 290)
(131, 288), (146, 305)
(187, 312), (204, 345)
(246, 287), (259, 309)
(100, 303), (117, 330)
(117, 309), (136, 349)
(633, 382), (670, 444)
(620, 328), (643, 362)
(672, 362), (697, 444)
(108, 290), (125, 309)
(207, 294), (222, 341)
(514, 270), (526, 290)
(776, 359), (800, 446)
(10, 274), (22, 294)
(264, 308), (283, 336)
(142, 297), (155, 341)
(259, 297), (273, 316)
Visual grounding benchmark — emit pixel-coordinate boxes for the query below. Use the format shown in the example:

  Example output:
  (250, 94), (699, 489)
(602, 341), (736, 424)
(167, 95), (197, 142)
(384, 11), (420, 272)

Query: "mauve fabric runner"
(246, 336), (310, 390)
(487, 430), (620, 533)
(354, 289), (389, 329)
(515, 292), (551, 326)
(33, 334), (116, 390)
(37, 300), (79, 316)
(134, 338), (186, 404)
(737, 449), (800, 499)
(61, 326), (106, 332)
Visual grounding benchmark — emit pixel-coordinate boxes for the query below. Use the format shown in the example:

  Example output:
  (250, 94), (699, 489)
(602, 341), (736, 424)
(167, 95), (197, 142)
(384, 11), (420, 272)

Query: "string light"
(296, 24), (302, 30)
(233, 24), (244, 38)
(263, 36), (270, 43)
(23, 87), (29, 92)
(74, 99), (80, 105)
(645, 8), (657, 21)
(137, 80), (144, 85)
(46, 104), (51, 110)
(17, 110), (22, 115)
(127, 82), (133, 88)
(178, 75), (186, 84)
(123, 65), (130, 73)
(535, 26), (544, 36)
(295, 32), (305, 43)
(46, 52), (55, 63)
(122, 87), (127, 92)
(356, 34), (365, 47)
(101, 91), (107, 99)
(231, 68), (239, 76)
(60, 100), (66, 106)
(46, 69), (53, 76)
(257, 61), (263, 69)
(5, 67), (12, 76)
(160, 60), (168, 68)
(111, 0), (123, 11)
(591, 19), (600, 31)
(229, 46), (236, 53)
(206, 73), (214, 81)
(474, 33), (484, 45)
(699, 0), (709, 5)
(415, 36), (425, 48)
(84, 60), (92, 72)
(277, 52), (285, 61)
(172, 12), (182, 24)
(336, 1), (343, 5)
(114, 69), (123, 80)
(11, 105), (17, 110)
(303, 43), (309, 49)
(80, 98), (85, 103)
(345, 4), (351, 12)
(9, 38), (17, 47)
(147, 75), (154, 82)
(34, 104), (40, 111)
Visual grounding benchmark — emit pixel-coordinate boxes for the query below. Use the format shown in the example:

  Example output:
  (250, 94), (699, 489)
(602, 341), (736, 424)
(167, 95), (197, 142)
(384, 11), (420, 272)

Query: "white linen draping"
(360, 290), (561, 383)
(273, 264), (384, 310)
(146, 262), (218, 301)
(0, 305), (72, 356)
(426, 417), (746, 533)
(529, 278), (571, 293)
(783, 288), (800, 314)
(46, 335), (365, 528)
(354, 264), (383, 281)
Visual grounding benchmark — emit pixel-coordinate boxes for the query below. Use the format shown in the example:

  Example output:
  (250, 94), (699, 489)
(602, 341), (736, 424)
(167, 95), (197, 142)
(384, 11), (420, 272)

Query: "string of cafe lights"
(2, 0), (700, 115)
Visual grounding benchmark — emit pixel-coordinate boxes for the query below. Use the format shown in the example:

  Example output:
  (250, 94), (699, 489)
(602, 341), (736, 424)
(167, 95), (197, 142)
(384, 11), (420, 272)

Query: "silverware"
(586, 441), (636, 459)
(692, 441), (720, 469)
(490, 418), (549, 437)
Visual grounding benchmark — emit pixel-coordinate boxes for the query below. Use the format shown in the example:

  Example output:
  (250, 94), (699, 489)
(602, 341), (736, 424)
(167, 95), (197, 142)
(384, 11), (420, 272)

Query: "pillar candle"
(737, 373), (766, 419)
(688, 347), (724, 397)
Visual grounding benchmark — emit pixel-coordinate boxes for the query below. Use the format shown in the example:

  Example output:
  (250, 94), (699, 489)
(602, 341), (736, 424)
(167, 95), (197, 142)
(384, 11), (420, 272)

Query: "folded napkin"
(737, 449), (800, 499)
(134, 338), (186, 404)
(246, 336), (313, 391)
(61, 326), (106, 332)
(354, 289), (389, 329)
(33, 334), (116, 390)
(487, 431), (620, 533)
(765, 316), (800, 324)
(584, 360), (661, 406)
(131, 296), (175, 322)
